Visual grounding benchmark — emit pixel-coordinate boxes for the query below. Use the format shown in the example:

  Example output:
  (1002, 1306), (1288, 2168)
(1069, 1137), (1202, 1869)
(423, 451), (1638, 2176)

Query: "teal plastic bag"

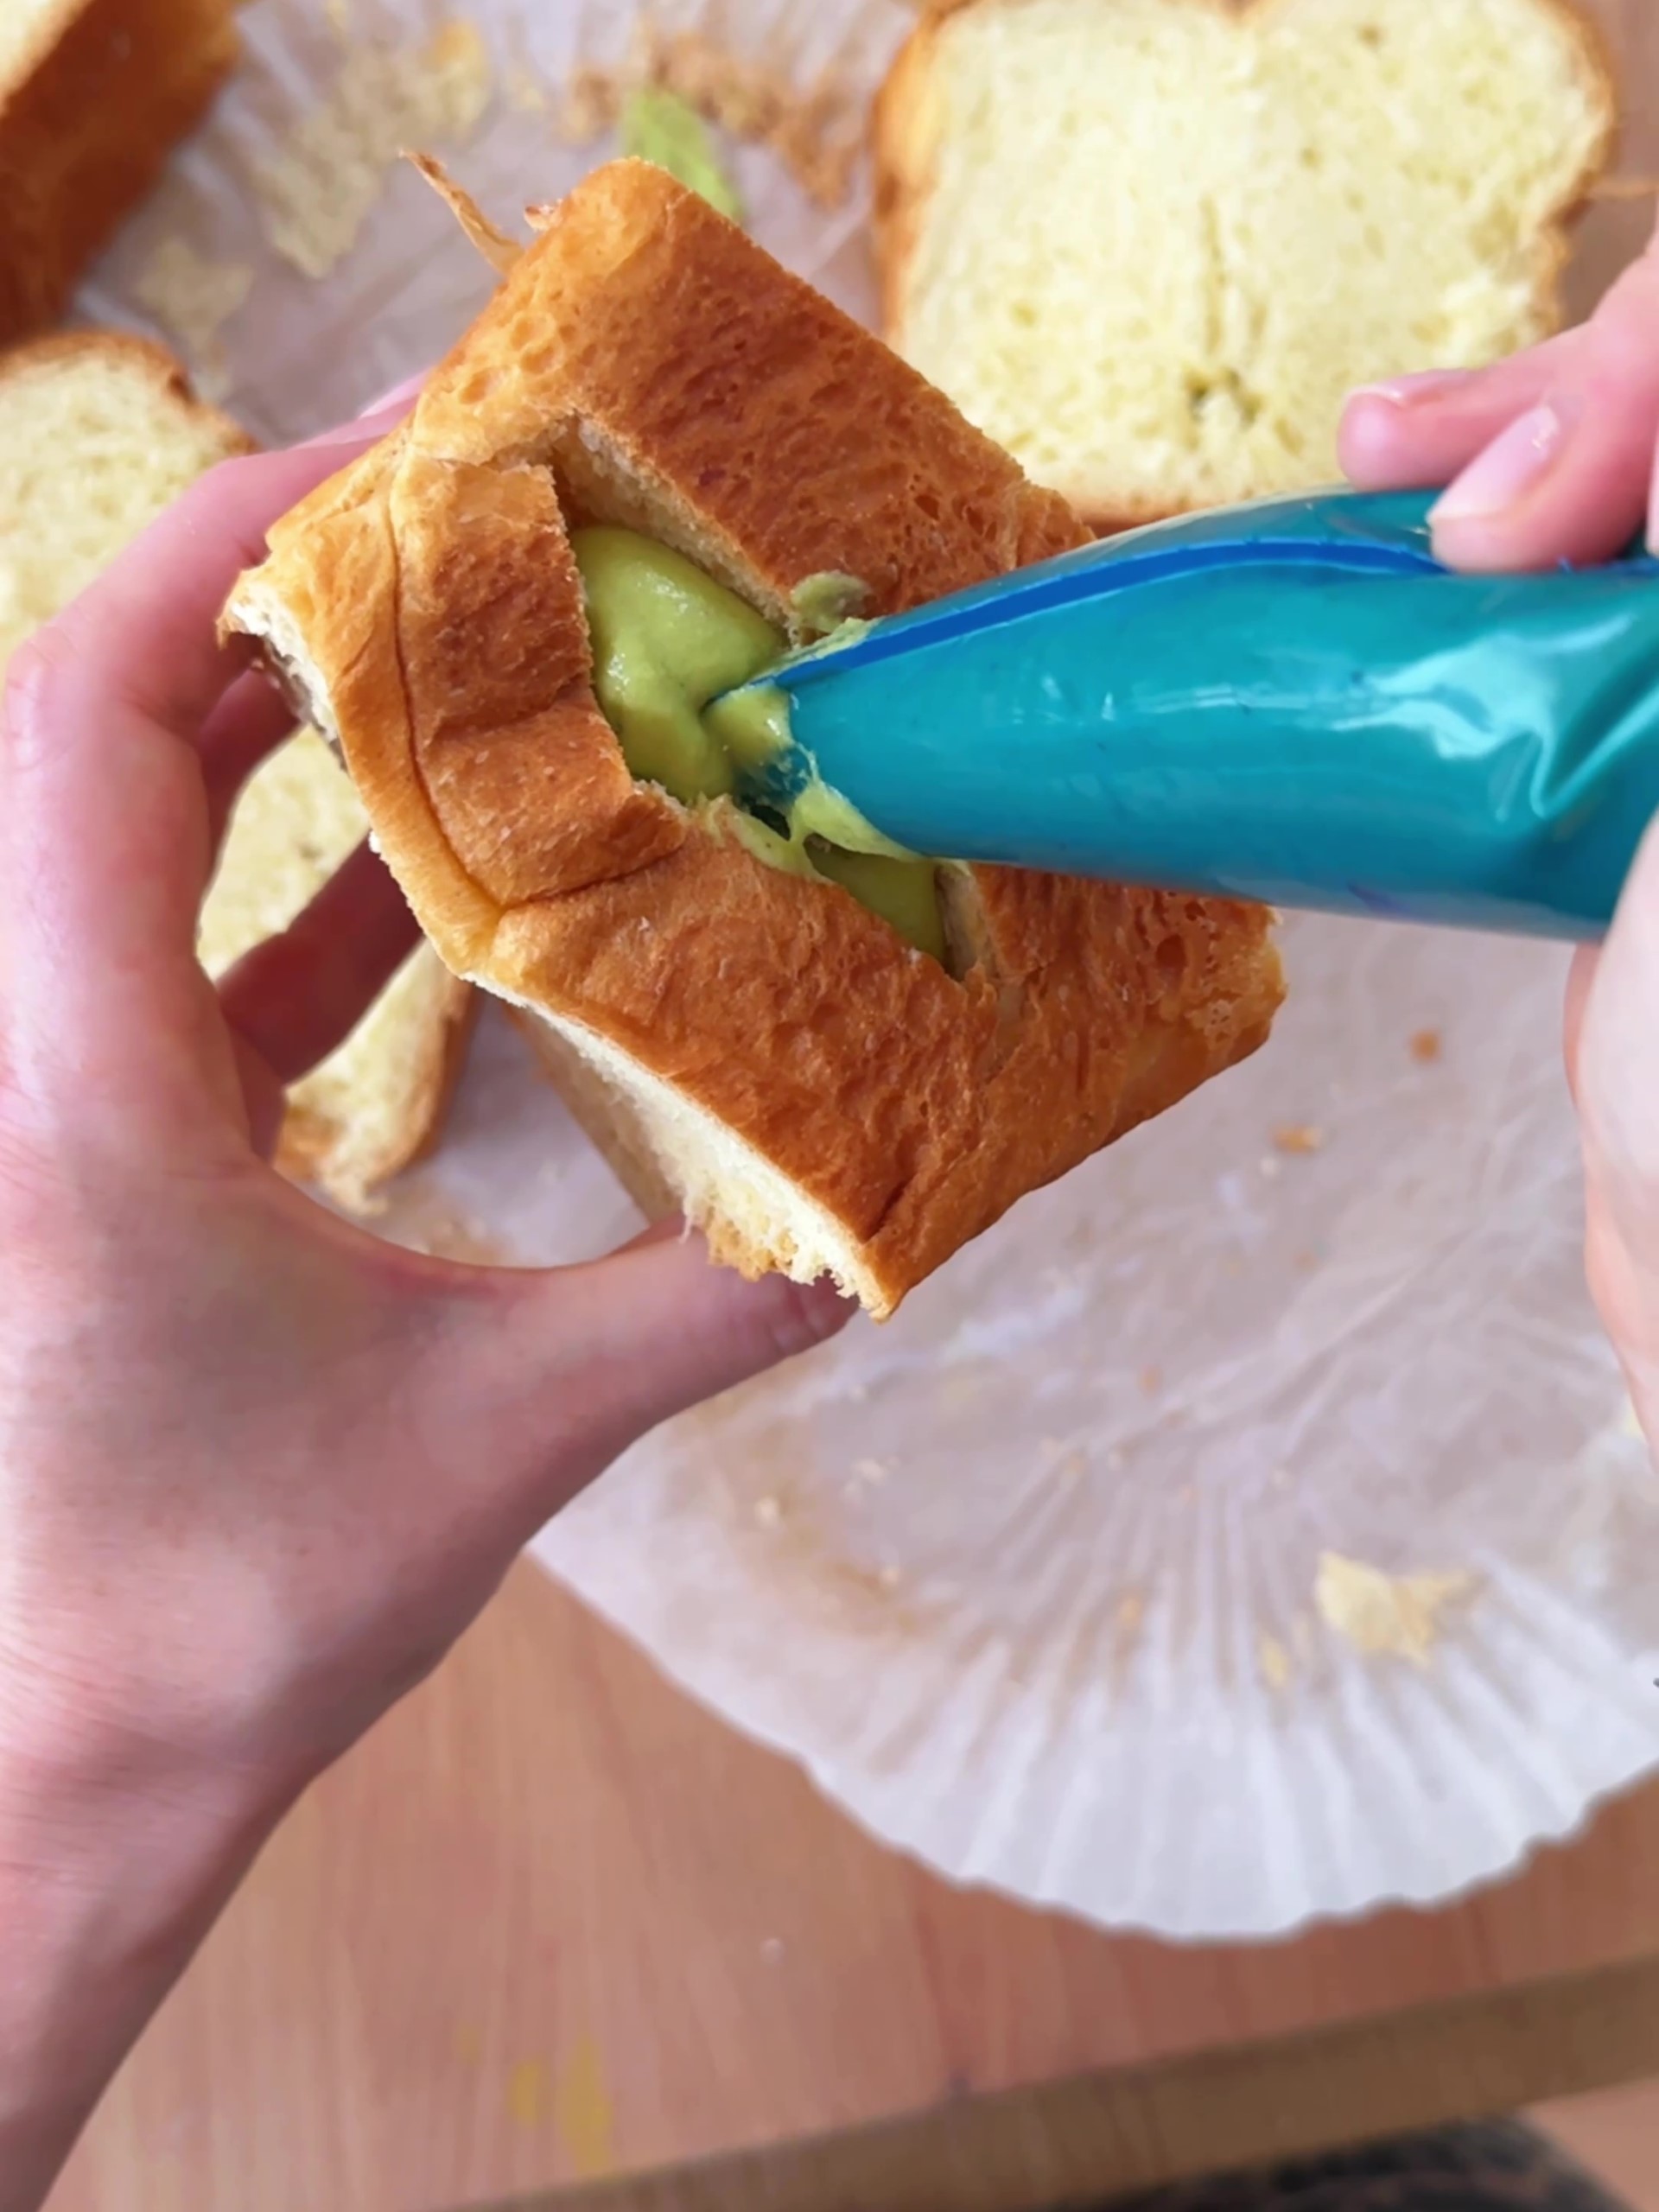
(753, 489), (1659, 938)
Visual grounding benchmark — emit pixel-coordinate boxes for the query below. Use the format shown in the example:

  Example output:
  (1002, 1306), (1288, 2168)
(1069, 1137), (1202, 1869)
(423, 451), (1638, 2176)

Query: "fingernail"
(358, 370), (428, 416)
(1351, 368), (1478, 409)
(1430, 397), (1580, 524)
(299, 374), (429, 452)
(779, 1277), (856, 1354)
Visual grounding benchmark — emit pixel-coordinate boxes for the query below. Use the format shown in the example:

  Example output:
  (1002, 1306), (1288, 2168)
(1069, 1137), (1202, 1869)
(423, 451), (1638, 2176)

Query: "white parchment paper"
(80, 0), (1659, 1936)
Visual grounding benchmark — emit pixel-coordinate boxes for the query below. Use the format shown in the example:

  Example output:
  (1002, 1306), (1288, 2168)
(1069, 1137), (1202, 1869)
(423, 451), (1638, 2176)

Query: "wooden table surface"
(48, 2), (1659, 2207)
(43, 1561), (1659, 2212)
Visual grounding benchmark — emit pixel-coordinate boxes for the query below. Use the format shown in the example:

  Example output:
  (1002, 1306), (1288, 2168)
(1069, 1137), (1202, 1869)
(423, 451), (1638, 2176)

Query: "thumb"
(445, 1230), (854, 1537)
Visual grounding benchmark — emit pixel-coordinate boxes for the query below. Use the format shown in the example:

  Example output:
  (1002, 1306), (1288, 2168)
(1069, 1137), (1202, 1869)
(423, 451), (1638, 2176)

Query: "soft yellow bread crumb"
(878, 0), (1613, 524)
(0, 331), (468, 1209)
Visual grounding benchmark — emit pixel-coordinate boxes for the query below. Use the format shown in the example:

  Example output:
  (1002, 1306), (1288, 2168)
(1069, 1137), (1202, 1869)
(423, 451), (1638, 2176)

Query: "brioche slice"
(227, 160), (1282, 1318)
(875, 0), (1615, 528)
(197, 730), (475, 1210)
(0, 0), (237, 341)
(0, 329), (472, 1208)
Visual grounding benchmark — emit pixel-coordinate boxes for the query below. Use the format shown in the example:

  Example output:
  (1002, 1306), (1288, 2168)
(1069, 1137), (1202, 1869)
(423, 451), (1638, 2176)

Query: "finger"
(447, 1233), (855, 1538)
(1338, 333), (1583, 492)
(200, 669), (302, 848)
(1430, 250), (1659, 572)
(0, 401), (415, 1123)
(1576, 817), (1659, 1249)
(1563, 942), (1600, 1108)
(218, 841), (423, 1085)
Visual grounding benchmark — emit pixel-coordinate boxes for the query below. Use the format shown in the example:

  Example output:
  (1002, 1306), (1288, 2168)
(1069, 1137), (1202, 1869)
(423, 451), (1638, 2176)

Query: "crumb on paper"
(1315, 1551), (1476, 1669)
(1410, 1027), (1444, 1065)
(1258, 1633), (1292, 1692)
(251, 19), (493, 280)
(1273, 1123), (1325, 1157)
(877, 1563), (902, 1591)
(850, 1456), (888, 1484)
(132, 238), (251, 401)
(556, 23), (865, 211)
(1139, 1364), (1163, 1396)
(753, 1494), (782, 1529)
(1259, 1155), (1282, 1180)
(507, 63), (550, 114)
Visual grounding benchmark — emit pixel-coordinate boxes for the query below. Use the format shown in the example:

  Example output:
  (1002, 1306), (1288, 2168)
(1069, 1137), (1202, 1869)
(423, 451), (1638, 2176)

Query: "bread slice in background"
(0, 329), (472, 1210)
(227, 161), (1283, 1319)
(0, 0), (237, 341)
(875, 0), (1616, 529)
(197, 728), (474, 1211)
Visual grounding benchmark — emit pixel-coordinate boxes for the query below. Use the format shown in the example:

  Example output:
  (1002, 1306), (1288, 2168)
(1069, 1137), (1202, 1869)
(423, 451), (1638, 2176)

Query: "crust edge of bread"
(0, 0), (238, 343)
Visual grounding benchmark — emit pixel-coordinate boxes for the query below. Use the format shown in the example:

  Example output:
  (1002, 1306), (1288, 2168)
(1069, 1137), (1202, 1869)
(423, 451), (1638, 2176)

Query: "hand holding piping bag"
(1341, 217), (1659, 1461)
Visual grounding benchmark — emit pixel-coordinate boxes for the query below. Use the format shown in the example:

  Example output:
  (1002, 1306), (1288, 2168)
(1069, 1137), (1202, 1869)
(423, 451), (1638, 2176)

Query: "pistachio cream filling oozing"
(572, 525), (945, 963)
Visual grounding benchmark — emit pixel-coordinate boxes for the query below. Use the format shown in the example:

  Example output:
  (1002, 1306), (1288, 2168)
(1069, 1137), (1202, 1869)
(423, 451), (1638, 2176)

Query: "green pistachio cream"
(619, 88), (744, 225)
(573, 526), (946, 963)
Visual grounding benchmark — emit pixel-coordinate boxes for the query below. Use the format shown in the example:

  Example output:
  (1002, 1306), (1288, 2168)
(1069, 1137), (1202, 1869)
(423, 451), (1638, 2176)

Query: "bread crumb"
(1259, 1155), (1282, 1180)
(753, 1495), (782, 1529)
(251, 19), (493, 279)
(1315, 1551), (1475, 1669)
(1410, 1028), (1444, 1065)
(132, 239), (251, 402)
(506, 63), (549, 114)
(1258, 1633), (1292, 1691)
(877, 1563), (902, 1590)
(1139, 1364), (1163, 1396)
(850, 1457), (888, 1484)
(1273, 1123), (1325, 1156)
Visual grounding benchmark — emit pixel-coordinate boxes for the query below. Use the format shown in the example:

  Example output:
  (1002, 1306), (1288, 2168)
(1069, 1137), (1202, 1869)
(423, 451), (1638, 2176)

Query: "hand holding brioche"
(227, 160), (1283, 1318)
(0, 399), (849, 2211)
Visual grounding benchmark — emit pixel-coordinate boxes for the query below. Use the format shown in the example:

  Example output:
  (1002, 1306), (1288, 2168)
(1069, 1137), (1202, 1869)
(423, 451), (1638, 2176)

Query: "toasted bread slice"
(227, 160), (1282, 1318)
(0, 328), (472, 1209)
(875, 0), (1615, 529)
(0, 0), (237, 341)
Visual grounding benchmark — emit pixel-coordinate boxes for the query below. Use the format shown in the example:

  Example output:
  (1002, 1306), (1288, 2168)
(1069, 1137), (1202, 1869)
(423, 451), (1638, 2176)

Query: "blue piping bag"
(721, 488), (1659, 939)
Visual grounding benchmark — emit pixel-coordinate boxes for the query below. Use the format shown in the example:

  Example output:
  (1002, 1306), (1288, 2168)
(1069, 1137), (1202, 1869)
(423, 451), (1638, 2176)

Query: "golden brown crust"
(0, 0), (237, 342)
(0, 323), (252, 448)
(874, 0), (1618, 534)
(232, 161), (1281, 1313)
